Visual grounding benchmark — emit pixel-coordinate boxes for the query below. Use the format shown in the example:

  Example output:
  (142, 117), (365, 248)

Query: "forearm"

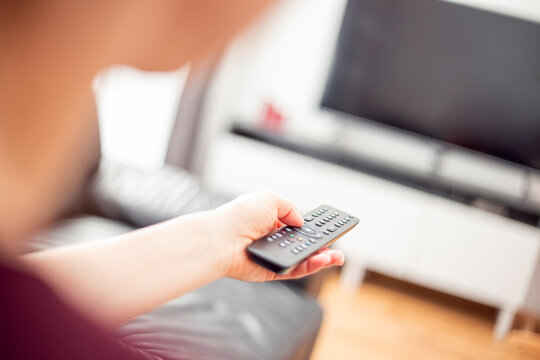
(22, 210), (226, 329)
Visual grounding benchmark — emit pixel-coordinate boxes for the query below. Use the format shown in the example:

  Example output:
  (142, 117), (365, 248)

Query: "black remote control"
(246, 205), (359, 274)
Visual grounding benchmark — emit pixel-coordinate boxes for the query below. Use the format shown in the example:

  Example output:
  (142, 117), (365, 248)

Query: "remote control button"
(300, 244), (308, 249)
(304, 216), (314, 222)
(298, 237), (303, 241)
(323, 231), (329, 235)
(323, 208), (328, 211)
(292, 249), (299, 254)
(294, 225), (323, 238)
(289, 234), (295, 238)
(316, 222), (323, 227)
(276, 233), (283, 237)
(335, 223), (341, 228)
(284, 240), (291, 245)
(266, 237), (273, 242)
(286, 228), (292, 232)
(279, 243), (286, 247)
(327, 226), (337, 232)
(312, 214), (318, 217)
(304, 242), (311, 246)
(296, 246), (303, 251)
(309, 238), (316, 244)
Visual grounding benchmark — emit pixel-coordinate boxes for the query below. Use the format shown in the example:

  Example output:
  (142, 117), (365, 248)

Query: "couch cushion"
(118, 278), (321, 360)
(29, 216), (322, 360)
(27, 215), (134, 252)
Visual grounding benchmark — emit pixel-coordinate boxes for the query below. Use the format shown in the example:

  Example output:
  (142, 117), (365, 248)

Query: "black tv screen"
(322, 0), (540, 170)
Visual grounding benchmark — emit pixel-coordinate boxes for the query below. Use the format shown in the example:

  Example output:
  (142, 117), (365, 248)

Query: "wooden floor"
(311, 271), (540, 360)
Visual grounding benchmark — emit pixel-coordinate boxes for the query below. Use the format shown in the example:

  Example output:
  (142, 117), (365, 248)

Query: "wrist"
(171, 209), (232, 279)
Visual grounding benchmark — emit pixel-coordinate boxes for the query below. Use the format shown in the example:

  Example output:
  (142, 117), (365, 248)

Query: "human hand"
(211, 191), (345, 282)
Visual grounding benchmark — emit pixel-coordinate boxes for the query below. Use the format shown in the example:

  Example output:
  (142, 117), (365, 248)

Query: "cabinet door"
(408, 197), (540, 308)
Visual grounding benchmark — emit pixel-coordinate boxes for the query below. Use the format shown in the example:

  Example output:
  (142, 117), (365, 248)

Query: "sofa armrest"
(87, 159), (229, 228)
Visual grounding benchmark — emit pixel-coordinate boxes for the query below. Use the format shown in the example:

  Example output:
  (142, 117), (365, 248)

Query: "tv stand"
(202, 126), (540, 339)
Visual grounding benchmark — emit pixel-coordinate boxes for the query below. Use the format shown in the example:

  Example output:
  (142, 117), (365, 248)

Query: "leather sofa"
(27, 160), (323, 360)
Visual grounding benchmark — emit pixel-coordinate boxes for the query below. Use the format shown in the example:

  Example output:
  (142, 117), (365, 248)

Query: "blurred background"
(94, 0), (540, 358)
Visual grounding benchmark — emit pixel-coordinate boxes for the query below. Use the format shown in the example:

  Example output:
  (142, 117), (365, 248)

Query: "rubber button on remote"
(295, 225), (322, 238)
(327, 227), (336, 232)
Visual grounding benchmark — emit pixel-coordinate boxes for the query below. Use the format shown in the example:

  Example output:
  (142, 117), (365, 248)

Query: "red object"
(260, 102), (284, 133)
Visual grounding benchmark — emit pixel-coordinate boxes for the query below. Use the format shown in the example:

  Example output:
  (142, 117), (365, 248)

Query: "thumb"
(269, 194), (304, 227)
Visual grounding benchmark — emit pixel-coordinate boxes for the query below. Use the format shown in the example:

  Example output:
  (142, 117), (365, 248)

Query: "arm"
(23, 192), (344, 329)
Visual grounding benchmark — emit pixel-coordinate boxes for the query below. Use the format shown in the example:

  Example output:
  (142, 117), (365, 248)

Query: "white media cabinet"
(201, 133), (540, 339)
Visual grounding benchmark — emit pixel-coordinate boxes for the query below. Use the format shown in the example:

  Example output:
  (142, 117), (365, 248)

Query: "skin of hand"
(212, 191), (345, 281)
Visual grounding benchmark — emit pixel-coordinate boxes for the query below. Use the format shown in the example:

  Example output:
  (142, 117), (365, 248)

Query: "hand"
(212, 191), (345, 282)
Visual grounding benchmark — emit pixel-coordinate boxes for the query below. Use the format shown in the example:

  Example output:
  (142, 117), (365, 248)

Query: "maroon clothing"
(0, 263), (156, 360)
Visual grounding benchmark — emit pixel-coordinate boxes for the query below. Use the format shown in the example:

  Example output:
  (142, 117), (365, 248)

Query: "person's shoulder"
(0, 262), (47, 300)
(0, 263), (153, 360)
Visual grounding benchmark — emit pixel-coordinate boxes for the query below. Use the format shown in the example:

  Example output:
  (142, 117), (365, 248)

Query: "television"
(322, 0), (540, 171)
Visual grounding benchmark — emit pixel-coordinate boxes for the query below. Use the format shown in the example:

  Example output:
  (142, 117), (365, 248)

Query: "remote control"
(247, 205), (359, 274)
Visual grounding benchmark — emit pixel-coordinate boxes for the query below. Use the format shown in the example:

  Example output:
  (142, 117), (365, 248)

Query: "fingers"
(283, 249), (345, 279)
